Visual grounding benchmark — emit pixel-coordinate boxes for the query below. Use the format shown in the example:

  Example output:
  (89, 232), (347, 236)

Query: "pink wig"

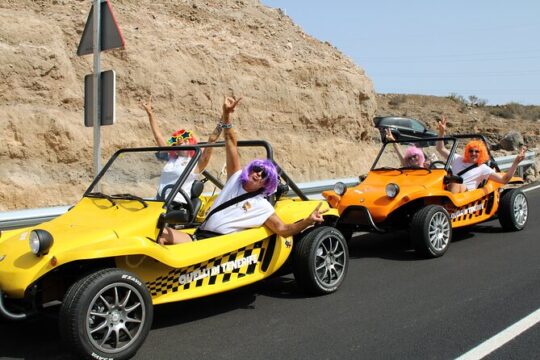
(404, 146), (425, 167)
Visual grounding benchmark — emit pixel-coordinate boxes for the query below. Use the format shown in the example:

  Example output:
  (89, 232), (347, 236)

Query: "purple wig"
(404, 146), (425, 166)
(240, 159), (279, 196)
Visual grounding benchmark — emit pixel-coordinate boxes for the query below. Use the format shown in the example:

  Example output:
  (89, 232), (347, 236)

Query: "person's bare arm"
(264, 203), (327, 238)
(197, 96), (242, 173)
(141, 95), (167, 147)
(385, 128), (405, 164)
(222, 97), (242, 179)
(436, 116), (450, 159)
(196, 122), (222, 173)
(488, 146), (527, 184)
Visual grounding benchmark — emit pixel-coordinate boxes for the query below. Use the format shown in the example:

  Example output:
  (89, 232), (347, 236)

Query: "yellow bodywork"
(0, 195), (335, 305)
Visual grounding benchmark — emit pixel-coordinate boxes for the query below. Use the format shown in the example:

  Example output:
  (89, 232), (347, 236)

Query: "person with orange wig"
(436, 116), (527, 193)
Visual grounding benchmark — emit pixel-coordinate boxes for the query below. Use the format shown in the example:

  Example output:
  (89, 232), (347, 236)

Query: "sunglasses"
(407, 154), (419, 160)
(168, 130), (194, 146)
(468, 149), (480, 154)
(251, 165), (268, 179)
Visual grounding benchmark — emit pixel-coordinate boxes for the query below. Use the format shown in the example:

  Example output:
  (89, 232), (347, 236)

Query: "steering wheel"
(429, 160), (446, 169)
(159, 185), (195, 223)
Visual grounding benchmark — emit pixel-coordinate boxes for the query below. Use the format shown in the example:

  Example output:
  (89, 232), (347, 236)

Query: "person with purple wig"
(160, 97), (327, 245)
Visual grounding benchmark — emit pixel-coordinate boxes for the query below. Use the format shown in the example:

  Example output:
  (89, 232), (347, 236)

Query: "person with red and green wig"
(436, 116), (527, 193)
(141, 95), (241, 203)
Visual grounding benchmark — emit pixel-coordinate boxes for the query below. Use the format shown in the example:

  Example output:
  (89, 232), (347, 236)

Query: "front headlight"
(334, 182), (347, 196)
(385, 183), (400, 198)
(29, 229), (54, 256)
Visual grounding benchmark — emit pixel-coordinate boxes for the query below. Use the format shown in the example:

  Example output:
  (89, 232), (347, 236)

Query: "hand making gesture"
(437, 115), (448, 136)
(309, 202), (328, 225)
(141, 95), (153, 116)
(222, 96), (242, 124)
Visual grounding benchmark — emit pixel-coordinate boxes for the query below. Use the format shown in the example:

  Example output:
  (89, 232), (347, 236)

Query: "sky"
(261, 0), (540, 105)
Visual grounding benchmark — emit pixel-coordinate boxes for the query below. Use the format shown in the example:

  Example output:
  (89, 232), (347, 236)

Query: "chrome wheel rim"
(428, 212), (450, 251)
(513, 193), (528, 227)
(86, 283), (145, 354)
(315, 235), (347, 287)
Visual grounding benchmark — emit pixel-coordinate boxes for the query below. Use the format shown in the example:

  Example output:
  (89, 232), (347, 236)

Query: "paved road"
(1, 187), (539, 360)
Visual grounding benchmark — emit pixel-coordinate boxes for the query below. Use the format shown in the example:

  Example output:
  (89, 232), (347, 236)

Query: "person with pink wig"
(159, 97), (327, 245)
(384, 128), (426, 168)
(142, 95), (240, 203)
(436, 116), (527, 193)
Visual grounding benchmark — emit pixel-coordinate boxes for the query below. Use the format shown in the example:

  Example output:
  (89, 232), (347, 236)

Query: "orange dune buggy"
(323, 134), (528, 258)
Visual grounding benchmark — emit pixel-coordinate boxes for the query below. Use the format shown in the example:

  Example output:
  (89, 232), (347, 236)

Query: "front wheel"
(411, 205), (452, 258)
(59, 269), (153, 360)
(499, 189), (528, 231)
(293, 226), (349, 295)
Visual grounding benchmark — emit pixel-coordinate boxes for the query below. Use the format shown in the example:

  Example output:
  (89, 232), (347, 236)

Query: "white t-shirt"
(199, 170), (275, 234)
(157, 155), (198, 203)
(452, 155), (495, 191)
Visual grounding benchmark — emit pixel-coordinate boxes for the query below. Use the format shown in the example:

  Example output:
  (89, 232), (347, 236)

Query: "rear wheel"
(499, 189), (528, 231)
(411, 205), (451, 258)
(59, 269), (153, 360)
(293, 226), (349, 295)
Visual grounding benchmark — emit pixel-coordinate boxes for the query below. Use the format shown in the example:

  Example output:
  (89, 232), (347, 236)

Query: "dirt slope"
(0, 1), (538, 211)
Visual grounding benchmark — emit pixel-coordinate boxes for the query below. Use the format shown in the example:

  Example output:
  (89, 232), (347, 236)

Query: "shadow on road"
(347, 231), (419, 261)
(0, 313), (73, 360)
(0, 280), (300, 359)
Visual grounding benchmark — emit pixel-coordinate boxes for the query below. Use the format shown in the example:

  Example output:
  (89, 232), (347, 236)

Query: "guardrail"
(0, 152), (535, 230)
(494, 151), (535, 177)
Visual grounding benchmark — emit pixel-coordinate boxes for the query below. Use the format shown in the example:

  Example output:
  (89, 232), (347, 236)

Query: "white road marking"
(523, 183), (540, 193)
(455, 307), (540, 360)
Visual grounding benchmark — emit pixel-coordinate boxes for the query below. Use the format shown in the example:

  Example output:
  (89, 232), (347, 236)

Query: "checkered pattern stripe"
(146, 241), (265, 297)
(448, 194), (492, 223)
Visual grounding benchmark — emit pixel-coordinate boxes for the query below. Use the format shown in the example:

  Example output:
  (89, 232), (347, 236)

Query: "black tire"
(293, 226), (349, 295)
(499, 189), (528, 231)
(411, 205), (452, 258)
(59, 269), (153, 360)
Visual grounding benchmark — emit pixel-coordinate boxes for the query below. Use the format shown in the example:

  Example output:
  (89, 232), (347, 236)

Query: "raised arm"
(197, 96), (242, 173)
(196, 122), (222, 173)
(141, 95), (167, 147)
(436, 116), (450, 159)
(385, 128), (405, 164)
(222, 97), (242, 179)
(489, 146), (527, 184)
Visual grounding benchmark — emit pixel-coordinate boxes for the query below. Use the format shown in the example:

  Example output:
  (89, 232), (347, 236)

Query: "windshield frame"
(371, 137), (458, 172)
(83, 140), (310, 209)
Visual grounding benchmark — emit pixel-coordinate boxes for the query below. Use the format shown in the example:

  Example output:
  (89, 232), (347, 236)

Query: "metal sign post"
(92, 0), (101, 178)
(77, 0), (125, 180)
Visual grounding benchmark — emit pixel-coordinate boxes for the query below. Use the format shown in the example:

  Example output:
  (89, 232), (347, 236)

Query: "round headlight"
(385, 183), (400, 198)
(334, 182), (347, 196)
(29, 229), (54, 256)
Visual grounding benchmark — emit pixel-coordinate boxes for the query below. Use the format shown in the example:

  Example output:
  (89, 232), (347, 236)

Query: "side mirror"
(162, 210), (190, 225)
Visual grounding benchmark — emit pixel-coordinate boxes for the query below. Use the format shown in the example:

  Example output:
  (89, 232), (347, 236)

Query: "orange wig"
(463, 140), (489, 165)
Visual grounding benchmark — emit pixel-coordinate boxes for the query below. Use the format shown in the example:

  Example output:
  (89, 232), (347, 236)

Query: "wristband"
(220, 122), (233, 129)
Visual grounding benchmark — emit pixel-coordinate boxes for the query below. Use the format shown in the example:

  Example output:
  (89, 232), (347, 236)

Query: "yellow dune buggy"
(0, 140), (348, 360)
(323, 134), (528, 258)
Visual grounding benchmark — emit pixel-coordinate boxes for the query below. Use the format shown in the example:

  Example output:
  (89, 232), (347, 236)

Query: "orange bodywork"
(323, 168), (523, 230)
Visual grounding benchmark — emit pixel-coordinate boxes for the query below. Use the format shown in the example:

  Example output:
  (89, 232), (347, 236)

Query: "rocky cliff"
(0, 0), (377, 210)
